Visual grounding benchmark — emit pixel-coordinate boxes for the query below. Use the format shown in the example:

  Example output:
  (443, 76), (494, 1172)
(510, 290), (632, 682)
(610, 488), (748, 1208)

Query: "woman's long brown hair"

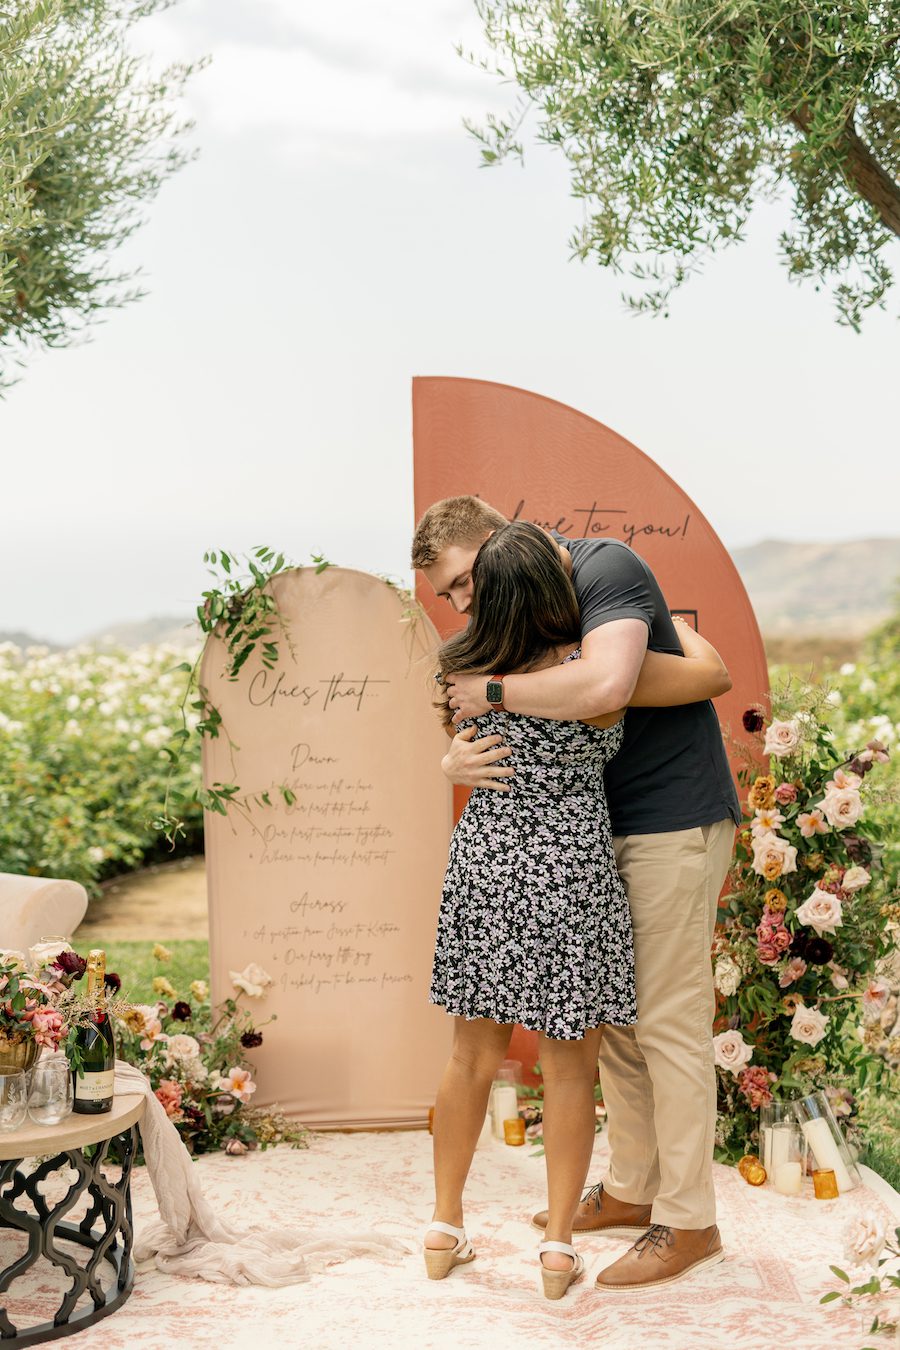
(436, 522), (581, 724)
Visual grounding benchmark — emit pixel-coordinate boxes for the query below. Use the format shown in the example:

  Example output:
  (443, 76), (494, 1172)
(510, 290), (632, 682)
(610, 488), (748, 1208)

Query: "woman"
(424, 521), (729, 1299)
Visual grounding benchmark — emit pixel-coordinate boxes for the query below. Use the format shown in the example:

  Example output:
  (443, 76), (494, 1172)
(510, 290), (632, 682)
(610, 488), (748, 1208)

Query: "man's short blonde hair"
(411, 496), (508, 569)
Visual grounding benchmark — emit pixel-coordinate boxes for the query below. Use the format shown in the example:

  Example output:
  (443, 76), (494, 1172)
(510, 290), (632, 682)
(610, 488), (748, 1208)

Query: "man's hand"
(444, 671), (491, 722)
(441, 723), (514, 791)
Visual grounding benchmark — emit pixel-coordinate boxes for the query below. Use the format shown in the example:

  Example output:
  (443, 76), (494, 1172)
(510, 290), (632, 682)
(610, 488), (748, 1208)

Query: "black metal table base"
(0, 1124), (138, 1345)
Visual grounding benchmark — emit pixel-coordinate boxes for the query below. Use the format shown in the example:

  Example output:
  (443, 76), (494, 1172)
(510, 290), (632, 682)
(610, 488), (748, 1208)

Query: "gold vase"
(0, 1034), (39, 1074)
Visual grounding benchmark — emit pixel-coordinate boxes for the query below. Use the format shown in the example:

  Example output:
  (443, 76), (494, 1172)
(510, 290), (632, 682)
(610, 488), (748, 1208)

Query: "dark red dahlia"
(55, 950), (87, 979)
(805, 937), (834, 965)
(104, 972), (122, 994)
(742, 708), (765, 733)
(240, 1031), (263, 1049)
(171, 1001), (192, 1022)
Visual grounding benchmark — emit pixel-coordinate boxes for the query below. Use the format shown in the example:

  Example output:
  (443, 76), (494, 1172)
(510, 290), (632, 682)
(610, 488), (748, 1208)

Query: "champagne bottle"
(72, 948), (115, 1114)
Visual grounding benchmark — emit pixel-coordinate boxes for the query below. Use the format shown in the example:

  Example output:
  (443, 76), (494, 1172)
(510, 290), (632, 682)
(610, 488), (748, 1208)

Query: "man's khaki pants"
(599, 819), (735, 1230)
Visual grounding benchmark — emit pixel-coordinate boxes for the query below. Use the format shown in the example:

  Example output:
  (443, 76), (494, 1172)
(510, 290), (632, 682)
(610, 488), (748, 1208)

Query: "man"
(411, 495), (738, 1291)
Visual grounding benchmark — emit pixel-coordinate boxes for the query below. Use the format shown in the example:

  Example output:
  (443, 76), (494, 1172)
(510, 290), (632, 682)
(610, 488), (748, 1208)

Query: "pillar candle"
(491, 1085), (518, 1139)
(773, 1161), (803, 1196)
(763, 1124), (792, 1179)
(800, 1118), (854, 1193)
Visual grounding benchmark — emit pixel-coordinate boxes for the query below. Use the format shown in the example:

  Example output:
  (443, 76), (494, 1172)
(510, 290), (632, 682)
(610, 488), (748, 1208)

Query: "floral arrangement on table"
(115, 946), (308, 1156)
(0, 939), (128, 1068)
(712, 682), (896, 1163)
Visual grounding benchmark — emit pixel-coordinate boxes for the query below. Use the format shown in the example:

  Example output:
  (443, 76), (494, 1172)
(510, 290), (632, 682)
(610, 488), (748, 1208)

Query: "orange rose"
(764, 888), (788, 913)
(748, 775), (776, 811)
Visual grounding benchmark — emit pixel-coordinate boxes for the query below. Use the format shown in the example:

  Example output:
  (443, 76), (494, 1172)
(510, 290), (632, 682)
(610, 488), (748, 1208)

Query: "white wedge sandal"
(538, 1240), (585, 1300)
(423, 1222), (476, 1280)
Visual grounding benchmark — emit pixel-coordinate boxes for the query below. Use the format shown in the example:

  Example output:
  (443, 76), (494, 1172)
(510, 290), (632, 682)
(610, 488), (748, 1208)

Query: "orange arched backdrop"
(412, 376), (768, 1080)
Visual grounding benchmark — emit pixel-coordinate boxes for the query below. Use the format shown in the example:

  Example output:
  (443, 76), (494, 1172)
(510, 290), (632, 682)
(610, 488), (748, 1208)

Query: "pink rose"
(763, 719), (802, 759)
(795, 886), (844, 935)
(712, 1029), (754, 1075)
(819, 786), (863, 830)
(756, 942), (779, 966)
(774, 783), (798, 805)
(154, 1079), (184, 1121)
(779, 957), (807, 987)
(772, 928), (792, 952)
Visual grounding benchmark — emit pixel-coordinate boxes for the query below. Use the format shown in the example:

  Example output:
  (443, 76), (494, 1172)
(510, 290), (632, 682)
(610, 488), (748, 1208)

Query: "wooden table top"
(0, 1093), (145, 1161)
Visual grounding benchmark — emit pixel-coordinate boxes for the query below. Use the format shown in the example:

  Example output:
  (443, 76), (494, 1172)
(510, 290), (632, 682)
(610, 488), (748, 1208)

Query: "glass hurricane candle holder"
(793, 1092), (860, 1194)
(759, 1103), (806, 1192)
(490, 1061), (521, 1140)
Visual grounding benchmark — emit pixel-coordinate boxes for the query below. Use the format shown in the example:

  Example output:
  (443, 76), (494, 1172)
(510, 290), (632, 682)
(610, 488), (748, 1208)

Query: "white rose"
(795, 887), (844, 935)
(713, 956), (742, 997)
(841, 866), (871, 892)
(712, 1029), (754, 1075)
(165, 1033), (202, 1064)
(844, 1213), (886, 1268)
(763, 718), (802, 759)
(28, 939), (73, 971)
(819, 787), (863, 830)
(230, 962), (274, 999)
(751, 831), (798, 878)
(789, 1003), (829, 1047)
(0, 949), (28, 973)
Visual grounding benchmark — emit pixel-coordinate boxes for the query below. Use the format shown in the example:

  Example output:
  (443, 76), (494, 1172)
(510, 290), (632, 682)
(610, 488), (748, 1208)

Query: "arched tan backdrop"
(412, 376), (769, 1078)
(202, 568), (453, 1127)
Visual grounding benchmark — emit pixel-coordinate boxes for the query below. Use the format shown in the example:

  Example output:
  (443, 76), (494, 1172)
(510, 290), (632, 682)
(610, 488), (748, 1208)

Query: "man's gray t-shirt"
(555, 532), (741, 837)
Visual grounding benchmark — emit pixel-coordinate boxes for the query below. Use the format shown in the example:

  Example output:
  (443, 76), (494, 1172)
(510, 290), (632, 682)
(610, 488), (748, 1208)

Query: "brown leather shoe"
(595, 1223), (724, 1290)
(531, 1183), (653, 1239)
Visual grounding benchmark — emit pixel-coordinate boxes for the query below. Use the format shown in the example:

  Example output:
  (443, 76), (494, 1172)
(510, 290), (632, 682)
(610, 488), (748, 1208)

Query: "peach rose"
(841, 866), (871, 891)
(795, 886), (844, 935)
(844, 1213), (886, 1268)
(789, 1003), (829, 1047)
(751, 832), (798, 879)
(763, 719), (802, 759)
(712, 1029), (754, 1075)
(819, 787), (863, 830)
(229, 964), (274, 999)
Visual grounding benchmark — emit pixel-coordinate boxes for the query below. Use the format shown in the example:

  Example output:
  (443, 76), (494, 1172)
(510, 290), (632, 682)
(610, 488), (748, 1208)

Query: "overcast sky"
(3, 0), (899, 644)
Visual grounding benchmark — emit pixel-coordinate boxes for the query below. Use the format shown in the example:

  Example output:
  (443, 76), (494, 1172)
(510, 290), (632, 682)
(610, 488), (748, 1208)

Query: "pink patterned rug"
(2, 1130), (897, 1349)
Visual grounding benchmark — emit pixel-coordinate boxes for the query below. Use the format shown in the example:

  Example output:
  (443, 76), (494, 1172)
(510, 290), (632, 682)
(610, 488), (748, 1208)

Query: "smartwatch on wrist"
(486, 674), (505, 710)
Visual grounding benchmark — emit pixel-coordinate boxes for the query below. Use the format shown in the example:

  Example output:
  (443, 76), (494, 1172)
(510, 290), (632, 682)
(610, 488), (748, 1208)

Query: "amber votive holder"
(427, 1106), (435, 1135)
(812, 1168), (839, 1200)
(503, 1117), (525, 1146)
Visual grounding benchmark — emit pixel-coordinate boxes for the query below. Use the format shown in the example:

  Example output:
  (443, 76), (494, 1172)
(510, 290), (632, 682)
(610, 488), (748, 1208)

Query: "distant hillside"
(80, 615), (199, 650)
(0, 630), (62, 651)
(730, 538), (900, 637)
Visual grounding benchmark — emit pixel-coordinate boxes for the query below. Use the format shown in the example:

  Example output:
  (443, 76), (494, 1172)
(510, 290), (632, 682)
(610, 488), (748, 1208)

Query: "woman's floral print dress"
(430, 652), (637, 1040)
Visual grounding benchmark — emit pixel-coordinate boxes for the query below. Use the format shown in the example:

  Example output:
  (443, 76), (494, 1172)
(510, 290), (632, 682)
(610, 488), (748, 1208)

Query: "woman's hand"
(441, 724), (514, 791)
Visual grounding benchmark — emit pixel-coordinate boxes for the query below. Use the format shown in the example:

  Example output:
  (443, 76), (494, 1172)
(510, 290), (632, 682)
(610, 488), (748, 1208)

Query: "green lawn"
(105, 940), (209, 1006)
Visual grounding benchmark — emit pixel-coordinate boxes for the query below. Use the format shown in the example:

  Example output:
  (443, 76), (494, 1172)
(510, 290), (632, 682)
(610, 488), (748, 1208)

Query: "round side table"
(0, 1093), (145, 1346)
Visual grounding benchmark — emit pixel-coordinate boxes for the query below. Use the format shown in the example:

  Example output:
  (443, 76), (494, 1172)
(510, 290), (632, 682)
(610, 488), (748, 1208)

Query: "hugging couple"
(411, 496), (739, 1300)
